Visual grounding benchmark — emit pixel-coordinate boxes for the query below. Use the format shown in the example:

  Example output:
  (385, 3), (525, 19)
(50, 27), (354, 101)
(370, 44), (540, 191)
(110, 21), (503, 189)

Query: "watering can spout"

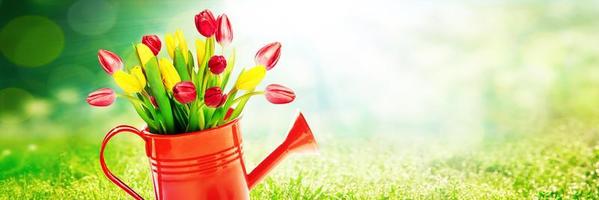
(246, 112), (317, 189)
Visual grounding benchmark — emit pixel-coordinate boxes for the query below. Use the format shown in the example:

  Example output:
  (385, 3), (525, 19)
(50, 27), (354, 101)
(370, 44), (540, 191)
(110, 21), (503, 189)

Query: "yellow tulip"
(165, 33), (175, 59)
(195, 38), (206, 66)
(113, 70), (144, 93)
(130, 65), (146, 87)
(159, 58), (181, 91)
(136, 43), (155, 68)
(175, 29), (189, 63)
(235, 65), (266, 90)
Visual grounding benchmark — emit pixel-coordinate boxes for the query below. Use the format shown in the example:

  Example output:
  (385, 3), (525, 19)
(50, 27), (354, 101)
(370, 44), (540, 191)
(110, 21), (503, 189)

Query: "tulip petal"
(158, 58), (181, 91)
(130, 66), (146, 87)
(195, 9), (217, 37)
(208, 55), (227, 74)
(235, 65), (266, 90)
(216, 14), (233, 47)
(173, 81), (197, 104)
(204, 86), (225, 107)
(255, 42), (281, 70)
(98, 49), (123, 75)
(136, 43), (155, 68)
(195, 38), (206, 66)
(113, 70), (143, 93)
(86, 88), (116, 107)
(165, 33), (176, 59)
(265, 84), (295, 104)
(142, 35), (161, 56)
(175, 30), (189, 63)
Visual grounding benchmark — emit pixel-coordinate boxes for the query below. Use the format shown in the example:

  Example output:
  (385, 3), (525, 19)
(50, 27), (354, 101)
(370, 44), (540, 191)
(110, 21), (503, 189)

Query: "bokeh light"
(55, 88), (81, 104)
(0, 16), (64, 67)
(67, 0), (117, 36)
(24, 99), (51, 118)
(27, 144), (37, 151)
(1, 149), (10, 157)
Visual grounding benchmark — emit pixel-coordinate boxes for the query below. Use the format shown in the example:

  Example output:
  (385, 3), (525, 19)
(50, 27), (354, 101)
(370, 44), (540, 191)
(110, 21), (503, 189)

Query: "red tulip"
(86, 88), (116, 107)
(195, 9), (217, 37)
(255, 42), (281, 70)
(97, 49), (123, 75)
(205, 86), (226, 108)
(208, 55), (227, 74)
(265, 84), (295, 104)
(215, 14), (233, 46)
(142, 35), (161, 56)
(173, 81), (197, 104)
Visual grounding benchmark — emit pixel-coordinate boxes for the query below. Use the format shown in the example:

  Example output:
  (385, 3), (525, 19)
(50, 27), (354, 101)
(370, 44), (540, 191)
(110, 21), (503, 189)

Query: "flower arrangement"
(86, 9), (295, 134)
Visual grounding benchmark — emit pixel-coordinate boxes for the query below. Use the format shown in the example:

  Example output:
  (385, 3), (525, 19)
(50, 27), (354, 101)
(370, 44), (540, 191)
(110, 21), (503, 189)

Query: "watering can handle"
(99, 125), (145, 200)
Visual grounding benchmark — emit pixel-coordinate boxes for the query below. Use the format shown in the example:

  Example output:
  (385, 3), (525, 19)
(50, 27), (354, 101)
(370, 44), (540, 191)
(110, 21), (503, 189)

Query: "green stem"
(228, 89), (255, 122)
(221, 48), (236, 90)
(230, 91), (264, 105)
(144, 57), (176, 133)
(126, 98), (159, 132)
(197, 104), (205, 130)
(118, 94), (144, 106)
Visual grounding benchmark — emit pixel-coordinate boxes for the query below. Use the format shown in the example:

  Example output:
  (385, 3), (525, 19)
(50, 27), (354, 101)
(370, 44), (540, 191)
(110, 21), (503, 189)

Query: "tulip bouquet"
(86, 9), (295, 134)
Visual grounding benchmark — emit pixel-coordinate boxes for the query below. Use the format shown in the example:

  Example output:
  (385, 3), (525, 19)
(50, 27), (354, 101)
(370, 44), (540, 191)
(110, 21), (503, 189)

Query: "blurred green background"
(3, 0), (599, 199)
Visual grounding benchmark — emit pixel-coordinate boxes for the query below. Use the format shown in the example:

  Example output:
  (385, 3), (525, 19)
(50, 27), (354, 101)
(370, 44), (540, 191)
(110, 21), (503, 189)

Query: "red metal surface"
(99, 112), (317, 200)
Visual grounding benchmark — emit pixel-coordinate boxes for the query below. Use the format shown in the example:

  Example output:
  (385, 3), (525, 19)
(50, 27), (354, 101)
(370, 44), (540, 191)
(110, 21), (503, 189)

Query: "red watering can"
(99, 112), (317, 200)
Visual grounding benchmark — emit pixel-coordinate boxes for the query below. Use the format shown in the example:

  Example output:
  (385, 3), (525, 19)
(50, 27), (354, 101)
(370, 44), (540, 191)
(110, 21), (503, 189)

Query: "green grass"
(1, 119), (599, 199)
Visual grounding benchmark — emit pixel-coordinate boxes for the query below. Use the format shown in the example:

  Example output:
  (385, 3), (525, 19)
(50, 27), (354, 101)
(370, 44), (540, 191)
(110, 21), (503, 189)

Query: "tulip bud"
(86, 88), (116, 107)
(173, 81), (197, 104)
(98, 49), (123, 75)
(165, 33), (176, 59)
(175, 30), (189, 63)
(195, 9), (217, 37)
(204, 86), (226, 108)
(235, 66), (266, 90)
(215, 14), (233, 47)
(255, 42), (281, 70)
(265, 84), (295, 104)
(158, 58), (181, 91)
(196, 38), (206, 65)
(208, 55), (227, 74)
(113, 70), (144, 94)
(130, 65), (146, 87)
(136, 43), (155, 68)
(142, 35), (161, 56)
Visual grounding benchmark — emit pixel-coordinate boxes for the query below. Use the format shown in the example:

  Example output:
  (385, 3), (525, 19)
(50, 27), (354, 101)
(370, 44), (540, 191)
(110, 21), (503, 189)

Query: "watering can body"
(99, 113), (317, 200)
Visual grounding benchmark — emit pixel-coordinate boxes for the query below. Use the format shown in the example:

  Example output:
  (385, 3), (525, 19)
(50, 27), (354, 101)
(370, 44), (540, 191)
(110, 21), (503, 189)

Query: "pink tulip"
(142, 35), (161, 56)
(265, 84), (295, 104)
(86, 88), (116, 107)
(255, 42), (281, 70)
(208, 55), (227, 74)
(205, 86), (226, 108)
(195, 9), (217, 37)
(173, 81), (197, 104)
(215, 14), (233, 46)
(97, 49), (123, 75)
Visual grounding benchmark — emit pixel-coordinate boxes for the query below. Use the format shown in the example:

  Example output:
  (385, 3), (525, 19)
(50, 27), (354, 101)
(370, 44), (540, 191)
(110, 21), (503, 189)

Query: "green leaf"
(174, 48), (191, 81)
(145, 57), (175, 133)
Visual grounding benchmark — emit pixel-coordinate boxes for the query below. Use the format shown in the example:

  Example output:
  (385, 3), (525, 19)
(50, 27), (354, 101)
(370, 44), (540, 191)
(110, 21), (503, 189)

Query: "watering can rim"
(140, 117), (241, 138)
